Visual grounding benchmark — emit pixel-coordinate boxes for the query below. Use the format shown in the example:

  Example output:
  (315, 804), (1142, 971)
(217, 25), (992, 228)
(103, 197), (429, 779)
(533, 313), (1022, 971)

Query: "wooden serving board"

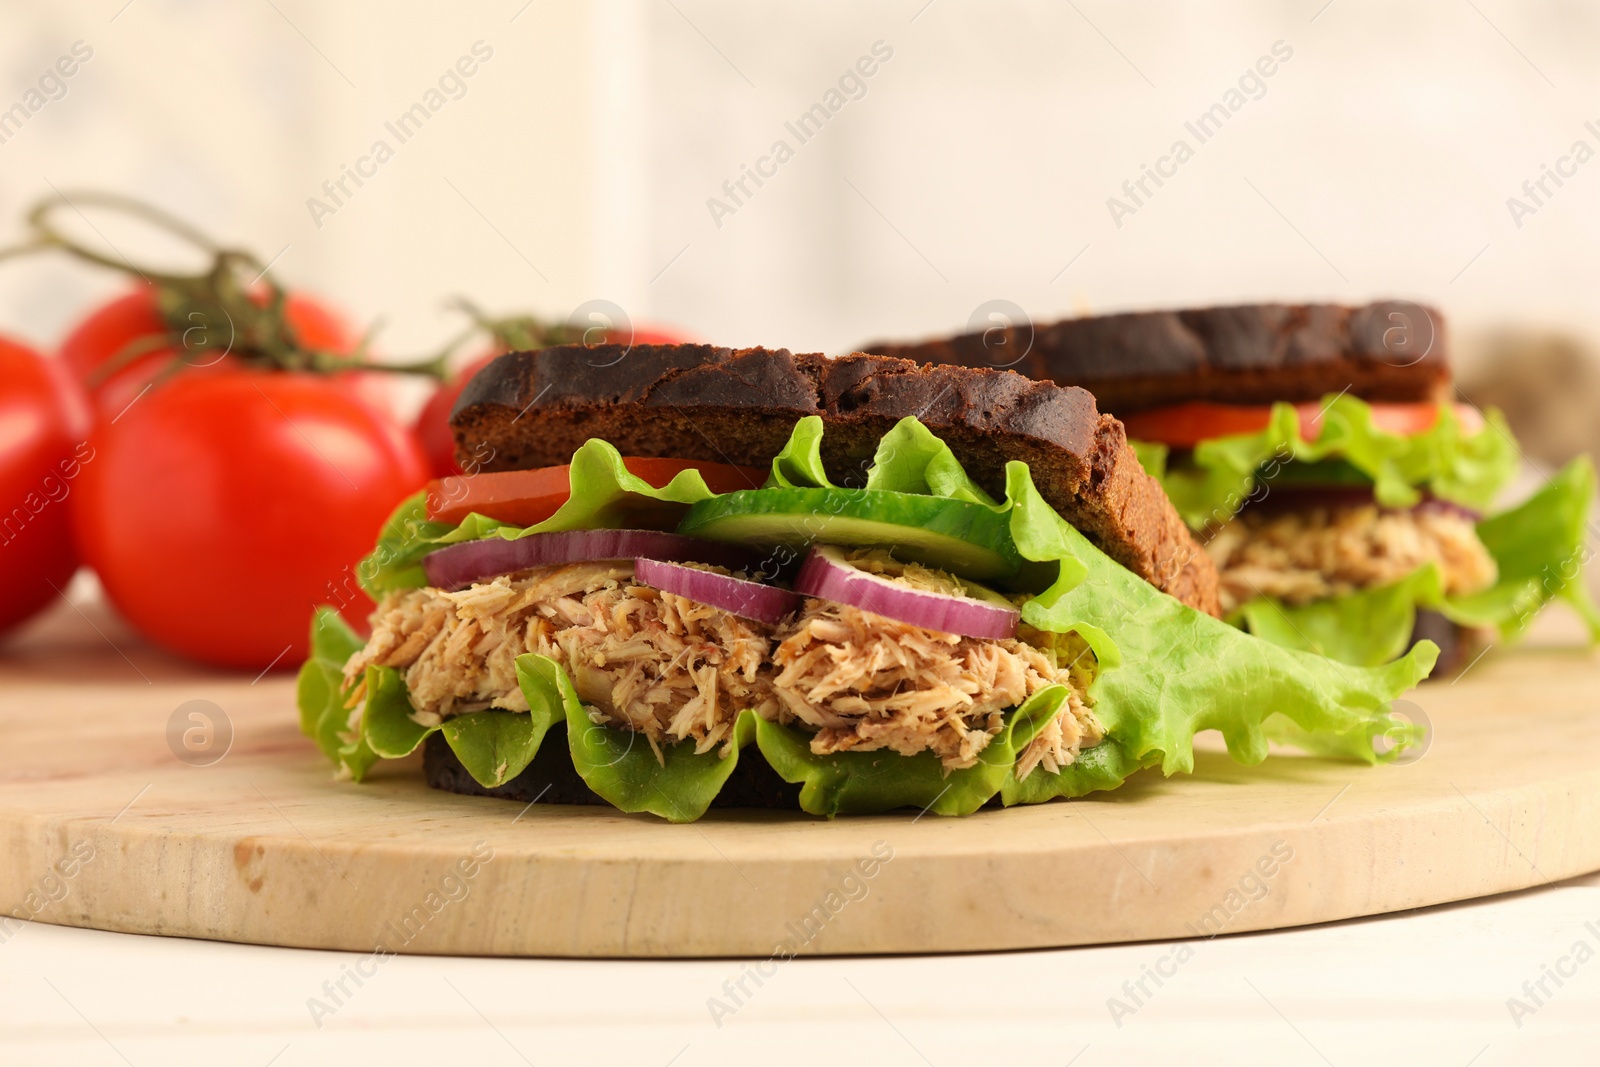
(3, 596), (1599, 958)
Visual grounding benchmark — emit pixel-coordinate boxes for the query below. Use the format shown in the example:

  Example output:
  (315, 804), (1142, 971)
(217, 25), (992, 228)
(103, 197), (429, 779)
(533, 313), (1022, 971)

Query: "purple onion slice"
(1412, 497), (1483, 523)
(793, 546), (1020, 640)
(422, 529), (764, 592)
(1248, 485), (1483, 523)
(633, 558), (804, 624)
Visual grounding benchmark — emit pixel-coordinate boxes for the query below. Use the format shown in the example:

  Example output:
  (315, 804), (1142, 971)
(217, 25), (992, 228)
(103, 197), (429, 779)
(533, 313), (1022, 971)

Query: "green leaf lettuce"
(296, 608), (377, 780)
(523, 652), (764, 823)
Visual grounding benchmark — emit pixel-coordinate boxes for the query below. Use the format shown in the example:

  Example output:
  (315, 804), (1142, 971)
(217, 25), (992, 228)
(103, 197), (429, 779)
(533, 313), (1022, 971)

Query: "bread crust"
(861, 301), (1451, 414)
(422, 731), (804, 809)
(451, 344), (1222, 615)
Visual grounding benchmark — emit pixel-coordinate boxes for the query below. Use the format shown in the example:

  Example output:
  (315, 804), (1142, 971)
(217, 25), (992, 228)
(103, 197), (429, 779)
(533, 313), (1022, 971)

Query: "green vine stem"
(447, 297), (587, 355)
(0, 190), (453, 383)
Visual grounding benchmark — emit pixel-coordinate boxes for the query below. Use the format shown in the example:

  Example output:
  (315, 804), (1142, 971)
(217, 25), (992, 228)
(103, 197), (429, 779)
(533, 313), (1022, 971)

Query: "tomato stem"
(14, 190), (453, 382)
(448, 296), (583, 354)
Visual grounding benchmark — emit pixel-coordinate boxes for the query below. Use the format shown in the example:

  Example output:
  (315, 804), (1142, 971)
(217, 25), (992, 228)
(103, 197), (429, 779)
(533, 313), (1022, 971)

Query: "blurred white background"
(1, 0), (1597, 375)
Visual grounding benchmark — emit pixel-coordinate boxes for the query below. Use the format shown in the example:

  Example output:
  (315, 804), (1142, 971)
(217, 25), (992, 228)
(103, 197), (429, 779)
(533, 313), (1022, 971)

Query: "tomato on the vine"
(414, 325), (689, 477)
(0, 337), (90, 636)
(59, 287), (359, 417)
(72, 368), (428, 669)
(414, 352), (494, 478)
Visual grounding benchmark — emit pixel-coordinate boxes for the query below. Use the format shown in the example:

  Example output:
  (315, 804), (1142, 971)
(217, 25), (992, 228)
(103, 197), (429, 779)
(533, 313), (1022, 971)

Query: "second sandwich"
(868, 302), (1598, 669)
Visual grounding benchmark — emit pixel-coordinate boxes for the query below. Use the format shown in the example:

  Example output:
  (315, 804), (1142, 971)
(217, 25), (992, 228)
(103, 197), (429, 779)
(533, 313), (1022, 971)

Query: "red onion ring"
(1412, 497), (1483, 523)
(633, 558), (803, 624)
(1245, 485), (1482, 522)
(422, 530), (764, 591)
(793, 546), (1020, 640)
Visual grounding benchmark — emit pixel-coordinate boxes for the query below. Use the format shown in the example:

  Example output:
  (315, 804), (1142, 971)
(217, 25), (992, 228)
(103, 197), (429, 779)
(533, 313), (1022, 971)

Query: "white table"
(0, 870), (1596, 1064)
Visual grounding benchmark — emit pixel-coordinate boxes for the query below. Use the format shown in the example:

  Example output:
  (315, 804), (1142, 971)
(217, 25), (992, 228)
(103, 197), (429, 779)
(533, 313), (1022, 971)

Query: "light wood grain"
(2, 597), (1597, 958)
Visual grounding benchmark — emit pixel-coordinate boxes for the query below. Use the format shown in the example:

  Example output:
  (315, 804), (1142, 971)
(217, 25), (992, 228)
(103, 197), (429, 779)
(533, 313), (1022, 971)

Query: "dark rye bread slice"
(861, 301), (1452, 414)
(1410, 609), (1477, 682)
(450, 343), (1221, 615)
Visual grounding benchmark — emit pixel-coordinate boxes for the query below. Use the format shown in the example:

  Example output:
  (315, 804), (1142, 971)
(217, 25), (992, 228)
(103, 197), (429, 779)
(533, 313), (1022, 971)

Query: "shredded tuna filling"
(344, 558), (1100, 775)
(1205, 504), (1497, 613)
(772, 599), (1100, 773)
(343, 561), (774, 759)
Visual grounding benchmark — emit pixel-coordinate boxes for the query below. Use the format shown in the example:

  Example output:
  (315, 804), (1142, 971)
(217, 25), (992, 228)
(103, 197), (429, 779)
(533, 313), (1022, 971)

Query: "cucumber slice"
(1259, 459), (1375, 488)
(676, 487), (1021, 580)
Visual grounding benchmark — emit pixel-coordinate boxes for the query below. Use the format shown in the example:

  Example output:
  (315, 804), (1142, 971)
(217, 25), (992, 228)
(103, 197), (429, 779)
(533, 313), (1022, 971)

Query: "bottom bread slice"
(422, 730), (804, 810)
(1411, 610), (1478, 681)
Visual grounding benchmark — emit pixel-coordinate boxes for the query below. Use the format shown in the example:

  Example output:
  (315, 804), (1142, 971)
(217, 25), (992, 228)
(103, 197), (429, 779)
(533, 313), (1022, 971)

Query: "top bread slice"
(862, 301), (1452, 414)
(451, 344), (1222, 616)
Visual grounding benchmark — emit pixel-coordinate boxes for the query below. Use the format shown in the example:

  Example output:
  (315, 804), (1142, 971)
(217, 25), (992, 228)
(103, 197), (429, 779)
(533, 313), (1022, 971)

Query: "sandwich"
(298, 344), (1433, 822)
(866, 301), (1598, 669)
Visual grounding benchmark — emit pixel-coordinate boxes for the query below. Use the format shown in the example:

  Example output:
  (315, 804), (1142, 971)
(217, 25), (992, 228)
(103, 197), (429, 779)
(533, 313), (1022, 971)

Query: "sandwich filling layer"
(1205, 504), (1497, 613)
(344, 559), (1102, 777)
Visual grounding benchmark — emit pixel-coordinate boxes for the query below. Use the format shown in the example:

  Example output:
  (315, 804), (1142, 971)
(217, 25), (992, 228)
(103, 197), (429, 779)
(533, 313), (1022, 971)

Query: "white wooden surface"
(1, 874), (1599, 1065)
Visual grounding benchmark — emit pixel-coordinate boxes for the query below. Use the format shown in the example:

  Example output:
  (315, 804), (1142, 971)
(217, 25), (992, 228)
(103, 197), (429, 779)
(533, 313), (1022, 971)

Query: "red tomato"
(1120, 400), (1482, 449)
(0, 337), (90, 636)
(415, 352), (496, 479)
(415, 325), (690, 478)
(72, 369), (428, 669)
(59, 287), (358, 417)
(271, 293), (355, 351)
(427, 457), (768, 527)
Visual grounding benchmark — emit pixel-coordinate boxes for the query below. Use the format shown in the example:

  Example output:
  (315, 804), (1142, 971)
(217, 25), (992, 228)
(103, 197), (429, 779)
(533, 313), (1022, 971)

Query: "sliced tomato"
(426, 457), (768, 527)
(1121, 402), (1274, 446)
(1121, 400), (1482, 449)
